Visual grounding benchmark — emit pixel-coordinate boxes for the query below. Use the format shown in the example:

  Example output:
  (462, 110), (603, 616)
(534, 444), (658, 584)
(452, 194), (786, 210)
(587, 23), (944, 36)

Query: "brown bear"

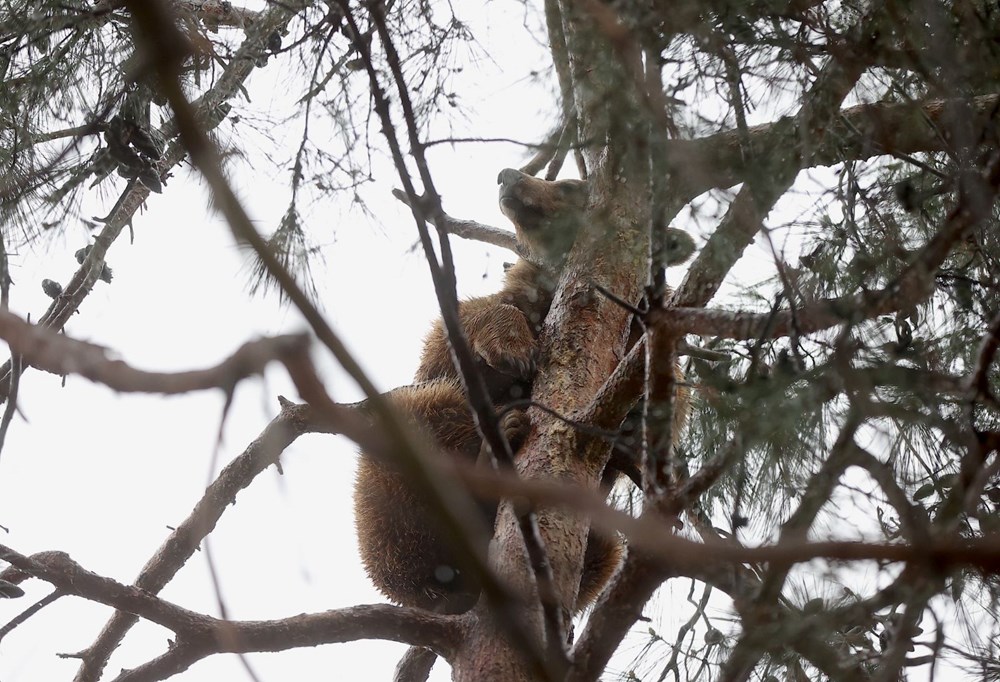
(352, 168), (693, 615)
(352, 378), (522, 613)
(414, 168), (589, 402)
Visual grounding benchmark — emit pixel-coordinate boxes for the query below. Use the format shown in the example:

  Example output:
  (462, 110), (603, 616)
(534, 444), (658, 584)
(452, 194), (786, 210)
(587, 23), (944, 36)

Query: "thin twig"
(0, 589), (63, 642)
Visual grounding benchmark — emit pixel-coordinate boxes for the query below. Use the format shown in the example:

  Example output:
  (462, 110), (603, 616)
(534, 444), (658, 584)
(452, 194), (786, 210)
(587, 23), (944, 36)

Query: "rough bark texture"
(450, 26), (654, 670)
(450, 1), (658, 676)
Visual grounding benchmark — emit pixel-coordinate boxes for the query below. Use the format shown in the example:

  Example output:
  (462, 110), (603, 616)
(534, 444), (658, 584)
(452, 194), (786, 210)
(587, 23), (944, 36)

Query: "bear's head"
(497, 168), (696, 269)
(497, 168), (588, 266)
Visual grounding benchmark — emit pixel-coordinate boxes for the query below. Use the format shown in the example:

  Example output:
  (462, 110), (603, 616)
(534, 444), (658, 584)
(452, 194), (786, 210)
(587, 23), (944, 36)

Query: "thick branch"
(0, 548), (211, 633)
(642, 325), (680, 495)
(393, 647), (437, 682)
(453, 456), (1000, 577)
(0, 545), (456, 682)
(669, 93), (1000, 201)
(0, 310), (307, 394)
(109, 605), (452, 682)
(567, 551), (666, 682)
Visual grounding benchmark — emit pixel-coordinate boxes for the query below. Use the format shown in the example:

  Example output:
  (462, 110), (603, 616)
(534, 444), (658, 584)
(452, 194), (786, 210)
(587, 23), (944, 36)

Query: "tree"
(1, 0), (1000, 680)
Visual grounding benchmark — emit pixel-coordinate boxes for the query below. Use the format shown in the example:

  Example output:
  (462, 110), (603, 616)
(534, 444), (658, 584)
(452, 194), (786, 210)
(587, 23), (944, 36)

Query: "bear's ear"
(662, 228), (696, 266)
(556, 179), (588, 199)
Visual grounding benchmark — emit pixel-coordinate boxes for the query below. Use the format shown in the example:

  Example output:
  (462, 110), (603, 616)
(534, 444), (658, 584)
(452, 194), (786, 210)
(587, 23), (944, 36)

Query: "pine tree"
(2, 1), (1000, 680)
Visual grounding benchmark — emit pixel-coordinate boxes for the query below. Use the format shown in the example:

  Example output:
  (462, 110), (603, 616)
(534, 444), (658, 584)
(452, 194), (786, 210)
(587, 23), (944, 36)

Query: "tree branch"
(173, 0), (261, 28)
(110, 603), (453, 682)
(453, 454), (1000, 576)
(567, 551), (667, 682)
(668, 93), (1000, 201)
(0, 309), (308, 394)
(0, 0), (296, 404)
(674, 13), (878, 309)
(393, 647), (437, 682)
(0, 545), (457, 682)
(390, 188), (518, 253)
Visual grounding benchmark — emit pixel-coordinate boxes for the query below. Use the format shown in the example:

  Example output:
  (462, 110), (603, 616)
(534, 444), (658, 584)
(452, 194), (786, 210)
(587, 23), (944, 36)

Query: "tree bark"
(450, 4), (655, 676)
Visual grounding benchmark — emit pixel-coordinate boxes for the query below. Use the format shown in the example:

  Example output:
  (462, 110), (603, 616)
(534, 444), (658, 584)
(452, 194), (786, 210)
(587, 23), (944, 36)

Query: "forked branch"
(0, 546), (457, 682)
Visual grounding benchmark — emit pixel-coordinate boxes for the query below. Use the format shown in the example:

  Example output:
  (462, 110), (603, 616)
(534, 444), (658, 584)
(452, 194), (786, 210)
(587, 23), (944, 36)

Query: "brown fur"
(354, 379), (528, 613)
(415, 168), (588, 401)
(353, 168), (690, 614)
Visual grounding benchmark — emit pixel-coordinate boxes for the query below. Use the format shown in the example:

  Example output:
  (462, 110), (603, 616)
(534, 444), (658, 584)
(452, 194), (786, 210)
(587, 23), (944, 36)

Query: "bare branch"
(0, 310), (308, 394)
(0, 547), (218, 634)
(0, 590), (62, 643)
(391, 188), (518, 253)
(109, 603), (454, 682)
(393, 647), (437, 682)
(453, 454), (1000, 576)
(567, 552), (666, 682)
(0, 545), (457, 682)
(517, 123), (565, 178)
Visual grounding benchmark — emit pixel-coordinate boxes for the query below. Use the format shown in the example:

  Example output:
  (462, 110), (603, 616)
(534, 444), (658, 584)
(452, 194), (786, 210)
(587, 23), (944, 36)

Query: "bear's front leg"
(462, 302), (536, 380)
(415, 297), (538, 401)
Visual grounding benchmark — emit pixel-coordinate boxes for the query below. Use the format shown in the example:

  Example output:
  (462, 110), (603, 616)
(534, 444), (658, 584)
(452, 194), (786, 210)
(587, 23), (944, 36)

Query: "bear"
(352, 378), (523, 613)
(414, 168), (589, 403)
(352, 168), (693, 615)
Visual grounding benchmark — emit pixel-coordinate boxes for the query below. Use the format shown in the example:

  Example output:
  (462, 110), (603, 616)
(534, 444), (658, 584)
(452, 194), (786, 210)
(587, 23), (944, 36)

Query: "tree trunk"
(451, 155), (652, 679)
